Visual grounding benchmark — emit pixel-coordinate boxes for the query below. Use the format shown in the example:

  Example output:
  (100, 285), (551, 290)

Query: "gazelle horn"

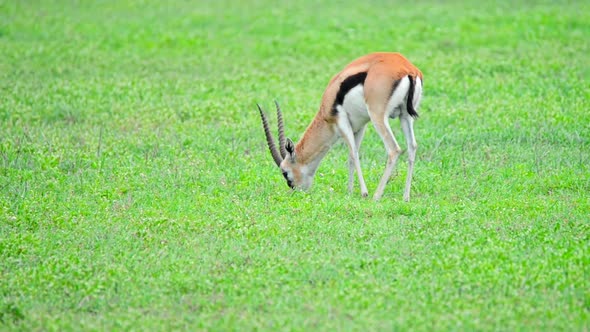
(257, 104), (283, 167)
(275, 100), (287, 159)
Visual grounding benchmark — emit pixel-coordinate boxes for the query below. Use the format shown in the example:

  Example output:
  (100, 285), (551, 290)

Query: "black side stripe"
(331, 71), (367, 116)
(406, 75), (419, 118)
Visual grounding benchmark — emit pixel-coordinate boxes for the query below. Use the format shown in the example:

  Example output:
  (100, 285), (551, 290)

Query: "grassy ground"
(1, 0), (589, 330)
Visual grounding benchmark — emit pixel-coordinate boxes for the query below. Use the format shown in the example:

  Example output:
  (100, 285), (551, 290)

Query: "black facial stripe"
(282, 171), (293, 188)
(331, 71), (368, 116)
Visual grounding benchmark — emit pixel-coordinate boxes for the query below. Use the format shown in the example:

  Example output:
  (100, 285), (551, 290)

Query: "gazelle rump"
(257, 52), (423, 201)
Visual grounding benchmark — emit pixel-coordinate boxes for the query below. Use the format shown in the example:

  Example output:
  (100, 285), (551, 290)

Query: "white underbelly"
(342, 84), (369, 133)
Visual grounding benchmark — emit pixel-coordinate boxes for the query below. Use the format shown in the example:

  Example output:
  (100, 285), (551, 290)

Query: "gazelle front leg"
(347, 125), (367, 194)
(400, 115), (417, 201)
(371, 111), (402, 201)
(337, 116), (368, 197)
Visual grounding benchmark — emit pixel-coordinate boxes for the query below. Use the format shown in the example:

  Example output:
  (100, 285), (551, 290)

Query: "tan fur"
(267, 52), (423, 200)
(294, 117), (336, 165)
(295, 52), (422, 165)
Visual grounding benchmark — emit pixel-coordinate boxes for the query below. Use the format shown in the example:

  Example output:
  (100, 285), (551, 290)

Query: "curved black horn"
(257, 104), (283, 167)
(275, 100), (287, 158)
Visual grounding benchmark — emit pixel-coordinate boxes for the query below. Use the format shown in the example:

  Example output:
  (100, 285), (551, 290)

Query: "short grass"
(1, 0), (589, 330)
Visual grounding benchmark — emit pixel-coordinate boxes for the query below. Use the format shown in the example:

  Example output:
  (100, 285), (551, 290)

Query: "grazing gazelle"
(257, 52), (423, 201)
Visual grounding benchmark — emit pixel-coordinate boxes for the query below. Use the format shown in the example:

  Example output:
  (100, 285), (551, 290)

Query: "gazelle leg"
(400, 115), (417, 202)
(348, 125), (367, 194)
(337, 116), (368, 197)
(371, 111), (402, 201)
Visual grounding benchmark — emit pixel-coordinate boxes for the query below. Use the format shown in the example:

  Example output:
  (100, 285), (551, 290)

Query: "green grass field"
(1, 0), (589, 330)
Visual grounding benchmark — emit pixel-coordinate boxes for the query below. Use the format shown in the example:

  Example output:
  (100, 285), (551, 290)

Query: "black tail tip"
(406, 75), (419, 118)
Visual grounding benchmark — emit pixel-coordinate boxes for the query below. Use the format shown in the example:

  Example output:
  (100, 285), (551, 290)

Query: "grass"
(1, 0), (589, 330)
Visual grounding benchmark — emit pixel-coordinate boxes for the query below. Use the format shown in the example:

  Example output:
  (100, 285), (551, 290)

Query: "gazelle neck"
(295, 117), (338, 176)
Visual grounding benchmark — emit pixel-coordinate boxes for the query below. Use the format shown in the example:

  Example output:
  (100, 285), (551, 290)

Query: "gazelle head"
(257, 101), (313, 191)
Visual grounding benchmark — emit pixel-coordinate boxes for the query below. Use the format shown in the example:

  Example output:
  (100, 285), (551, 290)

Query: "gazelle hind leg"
(370, 110), (402, 200)
(364, 74), (412, 200)
(348, 125), (367, 194)
(402, 76), (422, 201)
(400, 115), (417, 201)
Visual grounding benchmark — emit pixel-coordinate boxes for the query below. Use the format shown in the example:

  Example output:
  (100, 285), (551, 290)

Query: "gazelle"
(257, 52), (423, 201)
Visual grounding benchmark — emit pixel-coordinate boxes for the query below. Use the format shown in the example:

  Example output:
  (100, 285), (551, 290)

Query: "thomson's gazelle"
(257, 52), (423, 201)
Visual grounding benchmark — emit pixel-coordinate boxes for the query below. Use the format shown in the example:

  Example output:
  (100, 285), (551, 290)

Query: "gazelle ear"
(285, 138), (296, 162)
(285, 138), (295, 154)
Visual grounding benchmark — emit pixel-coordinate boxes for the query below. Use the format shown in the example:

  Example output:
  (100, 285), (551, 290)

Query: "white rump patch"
(413, 76), (423, 110)
(386, 76), (411, 119)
